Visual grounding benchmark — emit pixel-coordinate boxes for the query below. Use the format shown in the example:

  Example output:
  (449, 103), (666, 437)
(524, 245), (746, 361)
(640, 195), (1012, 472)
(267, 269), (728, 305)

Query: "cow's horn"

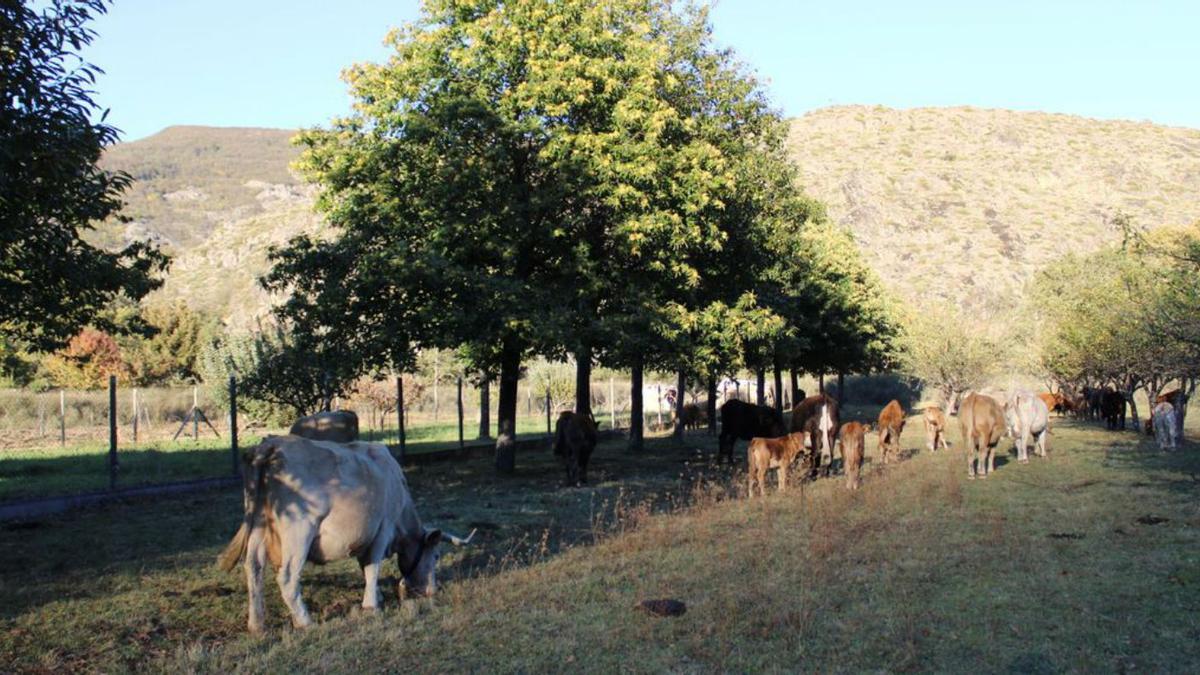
(445, 528), (476, 546)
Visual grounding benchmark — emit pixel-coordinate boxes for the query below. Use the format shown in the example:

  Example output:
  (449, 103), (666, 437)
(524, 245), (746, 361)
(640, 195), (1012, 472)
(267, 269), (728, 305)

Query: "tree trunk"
(756, 366), (766, 406)
(673, 369), (686, 441)
(819, 372), (825, 395)
(1126, 390), (1139, 432)
(707, 376), (717, 435)
(773, 361), (783, 414)
(790, 369), (800, 405)
(575, 345), (592, 416)
(837, 371), (845, 402)
(477, 375), (491, 439)
(494, 341), (521, 473)
(1176, 378), (1193, 441)
(628, 359), (644, 453)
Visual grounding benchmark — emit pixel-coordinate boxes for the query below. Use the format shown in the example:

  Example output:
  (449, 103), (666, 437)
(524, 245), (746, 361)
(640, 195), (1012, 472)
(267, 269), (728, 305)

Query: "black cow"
(1084, 387), (1103, 422)
(553, 411), (597, 486)
(718, 399), (786, 464)
(1100, 389), (1126, 430)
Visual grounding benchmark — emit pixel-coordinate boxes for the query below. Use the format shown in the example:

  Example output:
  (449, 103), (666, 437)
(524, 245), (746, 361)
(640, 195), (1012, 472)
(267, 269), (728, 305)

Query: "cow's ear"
(424, 529), (443, 546)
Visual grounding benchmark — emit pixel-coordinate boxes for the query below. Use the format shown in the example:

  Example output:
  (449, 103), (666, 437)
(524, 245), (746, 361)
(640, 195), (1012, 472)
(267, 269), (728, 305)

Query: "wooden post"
(609, 376), (616, 430)
(433, 361), (440, 422)
(396, 376), (406, 461)
(545, 388), (552, 435)
(192, 386), (199, 441)
(108, 375), (118, 490)
(456, 377), (464, 450)
(229, 376), (239, 475)
(59, 389), (66, 446)
(132, 388), (139, 443)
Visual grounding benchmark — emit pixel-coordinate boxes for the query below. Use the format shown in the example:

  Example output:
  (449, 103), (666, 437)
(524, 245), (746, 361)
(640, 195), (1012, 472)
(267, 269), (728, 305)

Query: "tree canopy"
(0, 0), (167, 351)
(267, 0), (899, 467)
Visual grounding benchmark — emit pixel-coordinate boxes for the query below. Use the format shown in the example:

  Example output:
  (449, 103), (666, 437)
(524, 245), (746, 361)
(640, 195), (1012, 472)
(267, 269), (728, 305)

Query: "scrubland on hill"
(98, 107), (1200, 325)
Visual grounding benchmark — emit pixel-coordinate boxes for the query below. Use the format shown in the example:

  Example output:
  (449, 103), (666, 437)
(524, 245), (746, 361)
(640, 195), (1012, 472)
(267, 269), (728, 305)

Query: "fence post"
(396, 376), (406, 462)
(656, 384), (663, 430)
(229, 376), (239, 475)
(456, 376), (464, 450)
(609, 376), (616, 430)
(192, 386), (199, 441)
(132, 387), (139, 443)
(59, 389), (66, 446)
(545, 388), (552, 435)
(108, 375), (118, 490)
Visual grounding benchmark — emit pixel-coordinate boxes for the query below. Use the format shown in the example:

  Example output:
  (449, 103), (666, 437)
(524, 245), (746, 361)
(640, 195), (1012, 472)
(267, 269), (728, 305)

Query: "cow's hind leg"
(275, 521), (317, 629)
(244, 525), (268, 634)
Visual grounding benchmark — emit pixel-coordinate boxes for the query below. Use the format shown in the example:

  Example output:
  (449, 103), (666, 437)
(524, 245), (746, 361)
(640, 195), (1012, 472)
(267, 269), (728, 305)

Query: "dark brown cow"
(553, 411), (597, 486)
(678, 403), (707, 430)
(747, 431), (810, 497)
(876, 400), (906, 464)
(959, 393), (1006, 479)
(1101, 389), (1126, 430)
(289, 410), (360, 443)
(790, 394), (840, 476)
(719, 399), (786, 464)
(839, 422), (869, 490)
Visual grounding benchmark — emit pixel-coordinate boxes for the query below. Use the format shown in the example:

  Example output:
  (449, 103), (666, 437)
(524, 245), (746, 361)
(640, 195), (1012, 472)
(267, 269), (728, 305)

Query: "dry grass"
(2, 413), (1199, 672)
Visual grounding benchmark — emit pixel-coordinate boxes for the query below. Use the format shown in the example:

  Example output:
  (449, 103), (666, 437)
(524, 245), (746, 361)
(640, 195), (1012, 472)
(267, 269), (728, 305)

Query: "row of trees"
(260, 0), (899, 472)
(1033, 219), (1200, 437)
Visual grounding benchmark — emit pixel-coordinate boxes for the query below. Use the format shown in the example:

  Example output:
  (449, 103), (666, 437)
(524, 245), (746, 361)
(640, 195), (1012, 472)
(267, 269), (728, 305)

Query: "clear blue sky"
(87, 0), (1200, 141)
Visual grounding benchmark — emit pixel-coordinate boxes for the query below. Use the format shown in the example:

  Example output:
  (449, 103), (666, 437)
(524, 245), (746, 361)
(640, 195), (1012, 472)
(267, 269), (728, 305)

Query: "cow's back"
(264, 436), (406, 549)
(960, 394), (1003, 445)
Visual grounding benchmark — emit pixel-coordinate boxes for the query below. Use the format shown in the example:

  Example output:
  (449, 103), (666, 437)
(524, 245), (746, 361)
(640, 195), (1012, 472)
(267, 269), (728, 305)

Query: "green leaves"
(0, 0), (168, 351)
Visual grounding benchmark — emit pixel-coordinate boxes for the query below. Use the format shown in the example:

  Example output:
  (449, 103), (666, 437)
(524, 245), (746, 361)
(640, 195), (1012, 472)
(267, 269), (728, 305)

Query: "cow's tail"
(217, 442), (274, 572)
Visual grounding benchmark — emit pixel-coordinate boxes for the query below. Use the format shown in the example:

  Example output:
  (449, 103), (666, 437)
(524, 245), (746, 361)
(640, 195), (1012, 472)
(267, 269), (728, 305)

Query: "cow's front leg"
(778, 465), (787, 492)
(276, 524), (316, 629)
(359, 536), (390, 611)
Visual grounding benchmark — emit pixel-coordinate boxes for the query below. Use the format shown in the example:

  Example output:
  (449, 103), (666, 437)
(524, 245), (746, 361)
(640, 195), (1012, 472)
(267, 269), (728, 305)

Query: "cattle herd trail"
(1, 409), (1198, 672)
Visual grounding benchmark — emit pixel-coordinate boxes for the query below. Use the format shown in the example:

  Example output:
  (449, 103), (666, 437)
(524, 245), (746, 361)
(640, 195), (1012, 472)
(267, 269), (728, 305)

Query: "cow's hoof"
(1019, 459), (1029, 464)
(967, 474), (976, 480)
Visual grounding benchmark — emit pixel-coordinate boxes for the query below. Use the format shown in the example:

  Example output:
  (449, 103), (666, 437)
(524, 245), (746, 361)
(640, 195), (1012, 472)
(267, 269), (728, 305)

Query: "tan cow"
(959, 393), (1007, 479)
(876, 400), (906, 464)
(923, 405), (950, 452)
(217, 435), (472, 633)
(839, 422), (869, 490)
(747, 431), (810, 497)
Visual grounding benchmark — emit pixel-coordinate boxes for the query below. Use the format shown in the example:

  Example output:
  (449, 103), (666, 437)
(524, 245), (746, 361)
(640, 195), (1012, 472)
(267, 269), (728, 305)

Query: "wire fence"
(0, 371), (785, 505)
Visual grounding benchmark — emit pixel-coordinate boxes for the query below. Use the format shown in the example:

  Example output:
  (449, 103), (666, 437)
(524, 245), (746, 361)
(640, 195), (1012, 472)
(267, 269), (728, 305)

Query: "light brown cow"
(1037, 393), (1058, 416)
(839, 422), (869, 490)
(923, 405), (950, 452)
(747, 431), (810, 497)
(959, 393), (1007, 479)
(876, 400), (906, 464)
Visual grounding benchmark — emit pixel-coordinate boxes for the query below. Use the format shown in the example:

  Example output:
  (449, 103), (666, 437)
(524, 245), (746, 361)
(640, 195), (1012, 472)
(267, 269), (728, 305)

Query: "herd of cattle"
(218, 383), (1185, 633)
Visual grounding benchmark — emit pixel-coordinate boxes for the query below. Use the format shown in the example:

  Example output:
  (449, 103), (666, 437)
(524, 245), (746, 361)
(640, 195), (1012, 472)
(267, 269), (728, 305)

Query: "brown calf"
(1037, 393), (1057, 416)
(923, 405), (950, 452)
(876, 400), (906, 464)
(747, 432), (810, 497)
(839, 422), (869, 490)
(959, 393), (1006, 479)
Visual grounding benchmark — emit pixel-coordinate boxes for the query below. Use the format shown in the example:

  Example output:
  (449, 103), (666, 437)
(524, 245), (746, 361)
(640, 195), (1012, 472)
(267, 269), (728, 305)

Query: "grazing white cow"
(217, 435), (472, 633)
(1004, 390), (1049, 463)
(1152, 401), (1179, 451)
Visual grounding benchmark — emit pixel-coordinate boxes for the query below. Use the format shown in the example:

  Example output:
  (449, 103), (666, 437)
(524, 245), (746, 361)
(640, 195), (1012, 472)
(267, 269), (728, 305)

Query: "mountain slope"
(100, 108), (1200, 325)
(786, 106), (1200, 314)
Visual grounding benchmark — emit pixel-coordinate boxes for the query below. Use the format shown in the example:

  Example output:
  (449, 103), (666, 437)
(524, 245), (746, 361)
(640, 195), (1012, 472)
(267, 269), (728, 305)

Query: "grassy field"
(1, 411), (1197, 672)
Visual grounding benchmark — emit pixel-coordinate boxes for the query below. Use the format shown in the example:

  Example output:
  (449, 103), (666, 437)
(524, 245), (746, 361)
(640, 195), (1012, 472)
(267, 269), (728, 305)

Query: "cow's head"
(398, 528), (475, 598)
